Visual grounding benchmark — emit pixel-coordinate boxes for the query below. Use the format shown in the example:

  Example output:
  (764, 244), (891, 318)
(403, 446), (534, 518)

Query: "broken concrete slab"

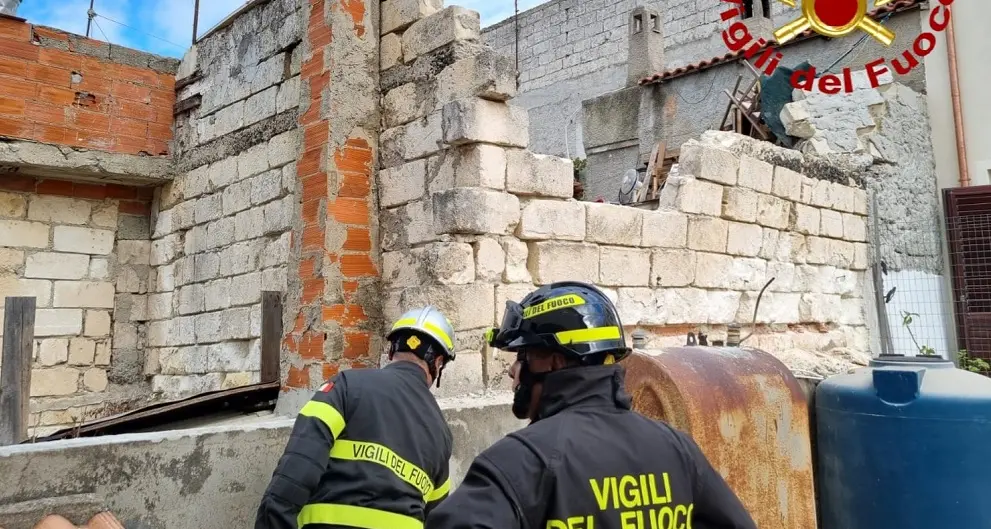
(0, 139), (172, 185)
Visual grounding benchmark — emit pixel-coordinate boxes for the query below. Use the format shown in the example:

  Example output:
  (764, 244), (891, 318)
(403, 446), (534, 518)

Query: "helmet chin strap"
(424, 351), (447, 388)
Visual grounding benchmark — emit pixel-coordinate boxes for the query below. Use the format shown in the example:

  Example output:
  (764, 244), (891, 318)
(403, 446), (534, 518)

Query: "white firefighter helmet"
(386, 306), (456, 359)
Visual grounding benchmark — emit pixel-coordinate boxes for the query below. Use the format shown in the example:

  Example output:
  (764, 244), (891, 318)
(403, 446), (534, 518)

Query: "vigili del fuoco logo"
(720, 0), (956, 93)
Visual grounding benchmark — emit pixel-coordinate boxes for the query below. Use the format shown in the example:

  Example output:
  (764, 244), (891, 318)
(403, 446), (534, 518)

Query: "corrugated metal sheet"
(623, 348), (817, 529)
(639, 0), (922, 85)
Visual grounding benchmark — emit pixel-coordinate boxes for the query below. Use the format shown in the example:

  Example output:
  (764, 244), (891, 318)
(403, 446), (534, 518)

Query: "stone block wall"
(145, 0), (304, 401)
(380, 4), (874, 393)
(482, 0), (715, 93)
(377, 0), (527, 397)
(632, 132), (871, 358)
(0, 16), (178, 156)
(0, 175), (154, 436)
(782, 71), (947, 357)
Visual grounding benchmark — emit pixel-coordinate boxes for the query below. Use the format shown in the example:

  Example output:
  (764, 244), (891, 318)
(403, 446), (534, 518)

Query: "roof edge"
(639, 0), (922, 86)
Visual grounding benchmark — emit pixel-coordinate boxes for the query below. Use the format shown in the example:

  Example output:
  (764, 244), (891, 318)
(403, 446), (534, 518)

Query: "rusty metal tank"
(623, 347), (817, 529)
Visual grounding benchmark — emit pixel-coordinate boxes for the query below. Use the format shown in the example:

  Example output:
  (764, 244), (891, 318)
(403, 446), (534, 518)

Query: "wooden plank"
(173, 94), (202, 116)
(719, 75), (743, 130)
(724, 89), (769, 139)
(646, 142), (665, 201)
(870, 195), (893, 356)
(0, 296), (36, 446)
(742, 59), (762, 78)
(260, 291), (283, 384)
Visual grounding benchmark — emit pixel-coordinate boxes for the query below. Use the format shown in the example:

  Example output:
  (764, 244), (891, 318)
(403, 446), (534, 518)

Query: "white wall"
(924, 2), (991, 190)
(921, 2), (991, 358)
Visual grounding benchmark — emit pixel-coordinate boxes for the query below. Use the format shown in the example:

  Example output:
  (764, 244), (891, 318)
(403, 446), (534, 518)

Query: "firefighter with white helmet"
(256, 306), (457, 529)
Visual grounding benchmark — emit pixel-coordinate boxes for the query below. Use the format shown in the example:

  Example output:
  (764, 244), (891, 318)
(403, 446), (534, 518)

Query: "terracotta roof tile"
(639, 0), (922, 85)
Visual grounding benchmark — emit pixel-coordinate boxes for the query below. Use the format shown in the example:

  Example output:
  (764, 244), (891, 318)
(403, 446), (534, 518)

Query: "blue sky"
(17, 0), (550, 58)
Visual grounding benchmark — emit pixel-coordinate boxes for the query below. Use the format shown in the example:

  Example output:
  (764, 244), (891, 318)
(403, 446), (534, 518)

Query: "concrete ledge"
(0, 396), (523, 529)
(0, 139), (172, 185)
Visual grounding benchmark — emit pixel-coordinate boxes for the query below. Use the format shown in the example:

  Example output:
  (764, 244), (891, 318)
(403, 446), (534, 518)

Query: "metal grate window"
(944, 186), (991, 364)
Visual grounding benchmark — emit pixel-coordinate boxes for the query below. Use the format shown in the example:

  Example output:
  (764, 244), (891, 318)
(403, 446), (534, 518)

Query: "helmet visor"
(487, 301), (536, 350)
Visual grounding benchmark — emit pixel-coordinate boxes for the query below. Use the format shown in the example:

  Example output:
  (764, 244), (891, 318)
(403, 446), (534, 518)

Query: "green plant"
(958, 350), (990, 374)
(572, 158), (587, 181)
(900, 311), (937, 356)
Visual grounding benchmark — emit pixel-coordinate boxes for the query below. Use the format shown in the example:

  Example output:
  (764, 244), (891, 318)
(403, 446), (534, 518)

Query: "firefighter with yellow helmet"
(256, 306), (457, 529)
(426, 282), (756, 529)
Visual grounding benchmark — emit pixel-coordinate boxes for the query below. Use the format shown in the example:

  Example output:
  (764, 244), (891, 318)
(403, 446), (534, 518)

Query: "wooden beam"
(639, 143), (661, 203)
(724, 89), (769, 140)
(173, 94), (203, 116)
(719, 75), (743, 130)
(260, 291), (283, 384)
(0, 297), (36, 446)
(870, 195), (894, 356)
(647, 142), (666, 201)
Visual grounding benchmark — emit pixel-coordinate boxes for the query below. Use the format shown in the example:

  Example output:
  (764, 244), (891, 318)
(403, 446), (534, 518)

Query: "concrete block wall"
(478, 0), (755, 158)
(480, 1), (926, 161)
(0, 176), (154, 436)
(482, 0), (714, 93)
(146, 0), (304, 401)
(0, 16), (178, 156)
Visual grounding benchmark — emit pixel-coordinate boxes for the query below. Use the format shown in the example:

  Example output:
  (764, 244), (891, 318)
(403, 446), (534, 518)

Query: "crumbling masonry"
(0, 0), (876, 435)
(374, 2), (872, 391)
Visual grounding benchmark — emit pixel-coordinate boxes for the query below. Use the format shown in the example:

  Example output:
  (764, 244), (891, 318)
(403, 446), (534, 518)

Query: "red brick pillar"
(281, 0), (381, 406)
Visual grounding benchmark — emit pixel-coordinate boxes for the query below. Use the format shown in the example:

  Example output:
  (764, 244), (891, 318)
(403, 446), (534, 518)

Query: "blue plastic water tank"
(816, 354), (991, 529)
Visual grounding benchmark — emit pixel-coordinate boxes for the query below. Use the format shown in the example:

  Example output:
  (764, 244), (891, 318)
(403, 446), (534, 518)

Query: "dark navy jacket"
(256, 361), (452, 529)
(425, 364), (756, 529)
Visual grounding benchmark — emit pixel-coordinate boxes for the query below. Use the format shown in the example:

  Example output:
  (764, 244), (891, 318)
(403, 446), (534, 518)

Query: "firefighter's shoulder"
(313, 365), (384, 394)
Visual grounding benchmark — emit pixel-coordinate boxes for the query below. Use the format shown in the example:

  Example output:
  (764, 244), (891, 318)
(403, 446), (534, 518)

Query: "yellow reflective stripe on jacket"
(298, 503), (423, 529)
(554, 326), (622, 345)
(391, 318), (454, 350)
(330, 440), (437, 498)
(299, 401), (346, 438)
(425, 477), (450, 503)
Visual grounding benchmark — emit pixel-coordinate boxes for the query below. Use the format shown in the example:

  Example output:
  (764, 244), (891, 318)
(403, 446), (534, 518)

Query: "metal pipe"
(946, 16), (970, 187)
(192, 0), (201, 44)
(85, 0), (95, 38)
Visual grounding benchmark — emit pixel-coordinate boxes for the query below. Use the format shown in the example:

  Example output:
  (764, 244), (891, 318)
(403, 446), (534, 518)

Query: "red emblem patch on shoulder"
(319, 381), (334, 393)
